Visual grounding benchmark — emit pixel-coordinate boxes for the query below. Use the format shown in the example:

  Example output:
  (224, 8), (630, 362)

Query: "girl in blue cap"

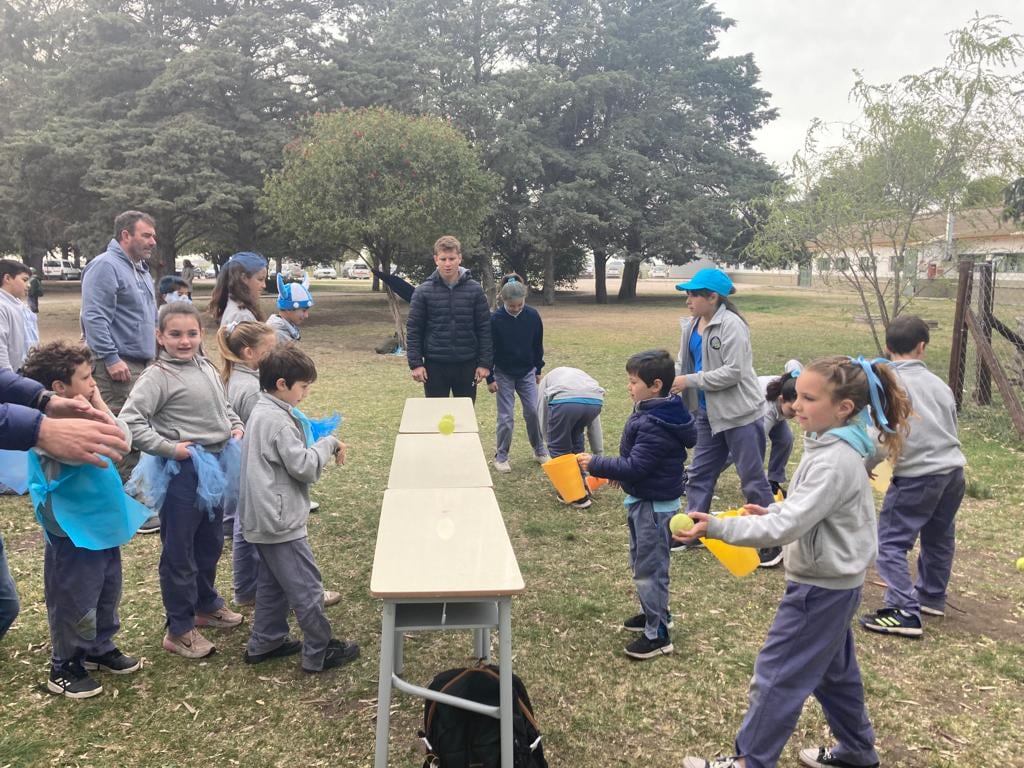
(210, 251), (268, 327)
(670, 268), (780, 567)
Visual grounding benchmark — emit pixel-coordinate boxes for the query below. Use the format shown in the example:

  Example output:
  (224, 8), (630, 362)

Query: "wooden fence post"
(974, 262), (994, 405)
(948, 260), (973, 411)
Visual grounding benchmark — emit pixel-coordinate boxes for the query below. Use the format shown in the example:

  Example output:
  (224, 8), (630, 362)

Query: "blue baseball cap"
(675, 268), (735, 296)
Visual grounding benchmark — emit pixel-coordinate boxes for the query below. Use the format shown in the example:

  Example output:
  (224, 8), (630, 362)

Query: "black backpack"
(419, 664), (548, 768)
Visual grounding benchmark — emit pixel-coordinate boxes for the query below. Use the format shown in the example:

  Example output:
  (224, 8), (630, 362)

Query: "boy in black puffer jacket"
(578, 349), (696, 660)
(406, 235), (492, 401)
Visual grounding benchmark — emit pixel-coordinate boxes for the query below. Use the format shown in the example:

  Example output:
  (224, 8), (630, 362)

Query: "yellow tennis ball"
(1016, 556), (1024, 572)
(438, 415), (455, 435)
(669, 513), (694, 535)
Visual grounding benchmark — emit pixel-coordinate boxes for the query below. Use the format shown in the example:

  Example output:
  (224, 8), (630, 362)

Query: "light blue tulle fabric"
(125, 439), (241, 521)
(27, 452), (151, 550)
(291, 409), (342, 447)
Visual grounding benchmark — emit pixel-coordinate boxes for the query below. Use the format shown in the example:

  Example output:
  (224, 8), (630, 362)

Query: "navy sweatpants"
(158, 458), (226, 636)
(686, 409), (774, 513)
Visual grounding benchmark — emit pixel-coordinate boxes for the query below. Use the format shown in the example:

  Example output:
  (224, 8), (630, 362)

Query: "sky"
(711, 1), (1022, 170)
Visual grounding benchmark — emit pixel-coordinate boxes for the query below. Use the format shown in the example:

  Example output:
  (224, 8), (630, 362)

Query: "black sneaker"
(624, 634), (673, 660)
(309, 501), (320, 513)
(305, 639), (360, 672)
(623, 613), (674, 632)
(671, 538), (703, 552)
(859, 607), (922, 637)
(244, 639), (303, 665)
(48, 660), (103, 699)
(556, 493), (592, 509)
(770, 480), (787, 499)
(82, 648), (142, 674)
(758, 546), (783, 568)
(798, 746), (878, 767)
(137, 514), (160, 535)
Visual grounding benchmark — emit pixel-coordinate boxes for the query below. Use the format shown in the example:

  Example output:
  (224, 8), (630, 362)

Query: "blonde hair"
(216, 320), (276, 385)
(804, 355), (912, 462)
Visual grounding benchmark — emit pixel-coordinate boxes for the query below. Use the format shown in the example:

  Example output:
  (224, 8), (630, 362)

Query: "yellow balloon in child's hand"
(438, 414), (455, 435)
(669, 513), (694, 535)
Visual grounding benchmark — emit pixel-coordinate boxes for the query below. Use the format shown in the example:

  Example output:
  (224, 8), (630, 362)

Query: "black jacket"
(406, 268), (493, 368)
(490, 304), (544, 379)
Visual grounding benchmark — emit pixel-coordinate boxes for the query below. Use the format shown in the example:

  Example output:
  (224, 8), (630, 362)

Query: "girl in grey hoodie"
(679, 356), (911, 768)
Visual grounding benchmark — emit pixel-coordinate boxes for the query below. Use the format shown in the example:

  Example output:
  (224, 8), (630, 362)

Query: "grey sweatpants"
(248, 537), (332, 671)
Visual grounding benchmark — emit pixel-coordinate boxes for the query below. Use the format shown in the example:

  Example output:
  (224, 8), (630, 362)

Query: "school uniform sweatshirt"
(707, 431), (877, 590)
(238, 393), (340, 545)
(890, 360), (965, 478)
(120, 352), (243, 458)
(0, 289), (29, 371)
(676, 304), (763, 434)
(490, 304), (544, 378)
(535, 367), (605, 454)
(226, 365), (261, 423)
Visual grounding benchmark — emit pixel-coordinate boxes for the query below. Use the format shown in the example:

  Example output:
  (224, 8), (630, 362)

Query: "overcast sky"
(711, 1), (1022, 170)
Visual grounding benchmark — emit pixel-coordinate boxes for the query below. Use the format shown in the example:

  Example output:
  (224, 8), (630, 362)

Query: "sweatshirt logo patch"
(709, 336), (722, 350)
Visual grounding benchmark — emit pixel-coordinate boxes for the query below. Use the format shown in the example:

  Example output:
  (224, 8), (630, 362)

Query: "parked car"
(42, 259), (81, 280)
(648, 265), (670, 278)
(606, 260), (624, 278)
(580, 264), (595, 278)
(349, 264), (371, 279)
(314, 266), (338, 279)
(204, 266), (217, 278)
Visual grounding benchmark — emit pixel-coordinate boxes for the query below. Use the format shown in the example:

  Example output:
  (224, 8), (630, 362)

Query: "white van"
(42, 258), (82, 280)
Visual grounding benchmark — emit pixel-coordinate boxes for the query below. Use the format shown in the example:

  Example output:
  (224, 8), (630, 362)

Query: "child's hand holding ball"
(670, 511), (710, 543)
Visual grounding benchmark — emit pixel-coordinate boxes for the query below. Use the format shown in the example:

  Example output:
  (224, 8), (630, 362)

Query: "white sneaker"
(534, 453), (551, 464)
(493, 459), (512, 473)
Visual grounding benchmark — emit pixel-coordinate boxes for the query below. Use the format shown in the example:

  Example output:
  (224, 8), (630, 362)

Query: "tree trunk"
(594, 248), (608, 304)
(476, 251), (496, 306)
(154, 213), (177, 284)
(236, 201), (257, 251)
(541, 250), (554, 305)
(618, 259), (640, 301)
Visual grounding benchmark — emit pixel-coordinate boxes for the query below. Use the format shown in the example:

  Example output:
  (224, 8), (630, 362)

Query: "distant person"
(671, 268), (780, 568)
(239, 345), (359, 673)
(577, 350), (696, 660)
(406, 235), (492, 400)
(267, 272), (313, 344)
(860, 316), (966, 639)
(210, 251), (268, 327)
(28, 268), (43, 314)
(487, 275), (548, 472)
(0, 259), (34, 372)
(678, 355), (910, 768)
(180, 259), (198, 299)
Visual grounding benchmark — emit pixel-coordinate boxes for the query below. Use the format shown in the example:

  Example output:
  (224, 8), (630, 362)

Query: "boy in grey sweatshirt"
(238, 345), (359, 672)
(860, 316), (966, 638)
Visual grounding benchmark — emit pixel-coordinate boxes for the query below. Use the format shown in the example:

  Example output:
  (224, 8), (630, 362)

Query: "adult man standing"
(0, 368), (130, 643)
(406, 235), (492, 401)
(81, 211), (158, 414)
(81, 210), (159, 532)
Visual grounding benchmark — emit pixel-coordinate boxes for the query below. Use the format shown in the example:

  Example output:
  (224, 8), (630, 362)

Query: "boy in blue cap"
(267, 272), (313, 344)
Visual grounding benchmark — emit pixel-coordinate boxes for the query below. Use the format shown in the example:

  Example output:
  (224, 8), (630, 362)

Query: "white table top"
(387, 433), (492, 489)
(370, 488), (525, 598)
(399, 397), (479, 434)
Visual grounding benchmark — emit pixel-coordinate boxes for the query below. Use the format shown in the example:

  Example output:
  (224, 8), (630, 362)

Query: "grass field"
(1, 282), (1022, 767)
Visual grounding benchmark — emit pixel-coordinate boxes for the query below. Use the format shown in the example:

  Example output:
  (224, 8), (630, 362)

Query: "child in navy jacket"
(578, 349), (696, 660)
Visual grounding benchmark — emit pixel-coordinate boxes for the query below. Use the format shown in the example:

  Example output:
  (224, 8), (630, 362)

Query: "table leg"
(498, 597), (513, 768)
(473, 627), (490, 662)
(395, 629), (404, 675)
(375, 601), (397, 768)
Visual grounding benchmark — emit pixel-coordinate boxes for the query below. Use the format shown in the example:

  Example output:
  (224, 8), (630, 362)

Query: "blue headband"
(846, 356), (895, 434)
(227, 251), (268, 273)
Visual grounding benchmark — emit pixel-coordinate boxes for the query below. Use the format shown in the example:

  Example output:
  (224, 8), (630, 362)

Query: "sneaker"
(82, 648), (142, 675)
(682, 758), (743, 768)
(323, 590), (341, 607)
(920, 604), (945, 617)
(304, 639), (360, 672)
(493, 459), (512, 473)
(672, 538), (703, 552)
(163, 629), (216, 659)
(244, 639), (302, 665)
(556, 493), (592, 509)
(859, 607), (923, 637)
(758, 546), (783, 568)
(534, 453), (551, 464)
(233, 595), (255, 608)
(137, 514), (160, 535)
(48, 660), (103, 699)
(799, 746), (879, 767)
(195, 605), (244, 629)
(623, 613), (673, 632)
(309, 501), (320, 513)
(624, 634), (673, 660)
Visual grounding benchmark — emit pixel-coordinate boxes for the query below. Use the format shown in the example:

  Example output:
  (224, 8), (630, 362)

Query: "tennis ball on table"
(438, 414), (455, 435)
(669, 513), (694, 535)
(1016, 556), (1024, 572)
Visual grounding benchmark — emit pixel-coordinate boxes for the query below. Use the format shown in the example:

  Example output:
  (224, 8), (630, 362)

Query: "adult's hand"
(35, 417), (129, 467)
(474, 367), (490, 384)
(487, 381), (498, 394)
(44, 395), (116, 425)
(106, 360), (131, 383)
(411, 366), (428, 383)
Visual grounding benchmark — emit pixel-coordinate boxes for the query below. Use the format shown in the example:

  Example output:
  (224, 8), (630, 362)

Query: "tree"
(262, 107), (499, 344)
(746, 14), (1024, 353)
